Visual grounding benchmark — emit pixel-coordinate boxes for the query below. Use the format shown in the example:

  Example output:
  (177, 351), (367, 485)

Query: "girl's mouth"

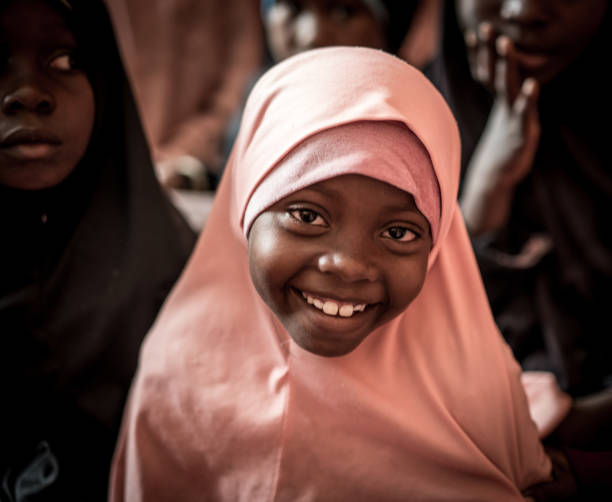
(1, 127), (62, 147)
(3, 143), (59, 160)
(298, 289), (369, 318)
(1, 128), (62, 160)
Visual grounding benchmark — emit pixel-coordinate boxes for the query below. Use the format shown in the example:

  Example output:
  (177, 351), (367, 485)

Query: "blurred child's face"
(455, 0), (607, 83)
(0, 0), (95, 190)
(265, 0), (386, 62)
(249, 174), (432, 357)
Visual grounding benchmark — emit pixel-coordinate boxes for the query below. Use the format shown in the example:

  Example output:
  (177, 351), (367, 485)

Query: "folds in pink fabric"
(110, 47), (551, 501)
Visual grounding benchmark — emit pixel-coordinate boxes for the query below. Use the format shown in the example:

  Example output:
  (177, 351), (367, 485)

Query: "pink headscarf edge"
(229, 47), (461, 266)
(242, 121), (441, 243)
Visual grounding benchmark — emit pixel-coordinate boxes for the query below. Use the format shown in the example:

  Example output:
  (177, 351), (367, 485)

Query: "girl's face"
(455, 0), (607, 83)
(265, 0), (386, 62)
(0, 0), (95, 190)
(248, 174), (432, 357)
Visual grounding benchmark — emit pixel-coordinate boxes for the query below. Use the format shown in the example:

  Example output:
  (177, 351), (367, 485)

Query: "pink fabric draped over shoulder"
(110, 47), (551, 501)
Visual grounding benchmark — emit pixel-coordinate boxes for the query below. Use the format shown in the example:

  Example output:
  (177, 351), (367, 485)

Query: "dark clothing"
(426, 2), (612, 400)
(0, 1), (195, 500)
(379, 0), (421, 53)
(425, 2), (612, 494)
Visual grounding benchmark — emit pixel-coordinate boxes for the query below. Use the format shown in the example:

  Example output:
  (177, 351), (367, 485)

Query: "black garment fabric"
(378, 0), (420, 53)
(426, 2), (612, 399)
(0, 1), (196, 500)
(425, 3), (612, 494)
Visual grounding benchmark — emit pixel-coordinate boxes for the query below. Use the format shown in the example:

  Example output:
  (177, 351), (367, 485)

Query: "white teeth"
(323, 301), (338, 315)
(339, 304), (354, 317)
(300, 290), (367, 318)
(301, 291), (314, 304)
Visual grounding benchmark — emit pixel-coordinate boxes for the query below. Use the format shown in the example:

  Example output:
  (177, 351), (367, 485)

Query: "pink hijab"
(110, 47), (551, 501)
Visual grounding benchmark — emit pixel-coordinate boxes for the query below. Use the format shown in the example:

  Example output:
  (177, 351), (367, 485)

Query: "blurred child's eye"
(288, 208), (326, 226)
(49, 52), (78, 71)
(382, 226), (418, 242)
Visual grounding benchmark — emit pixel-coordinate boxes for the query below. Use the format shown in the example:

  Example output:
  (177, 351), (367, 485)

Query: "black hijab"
(0, 0), (195, 499)
(378, 0), (420, 53)
(426, 3), (612, 397)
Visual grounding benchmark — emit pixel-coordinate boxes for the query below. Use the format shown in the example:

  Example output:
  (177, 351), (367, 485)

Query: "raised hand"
(460, 22), (541, 235)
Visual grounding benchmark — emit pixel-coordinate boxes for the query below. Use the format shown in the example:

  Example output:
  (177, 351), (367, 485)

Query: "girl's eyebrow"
(298, 185), (339, 199)
(299, 185), (424, 216)
(383, 202), (423, 215)
(40, 36), (77, 50)
(38, 18), (77, 46)
(380, 203), (427, 221)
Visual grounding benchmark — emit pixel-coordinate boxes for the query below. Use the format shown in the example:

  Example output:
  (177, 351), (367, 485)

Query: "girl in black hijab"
(0, 0), (195, 499)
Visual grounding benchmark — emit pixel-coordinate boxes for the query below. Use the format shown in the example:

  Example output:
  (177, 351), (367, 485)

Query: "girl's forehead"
(293, 174), (415, 205)
(1, 0), (74, 42)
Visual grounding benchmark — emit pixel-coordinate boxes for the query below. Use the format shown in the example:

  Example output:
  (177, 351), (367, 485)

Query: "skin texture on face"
(248, 174), (432, 357)
(455, 0), (607, 83)
(265, 0), (386, 62)
(0, 0), (95, 190)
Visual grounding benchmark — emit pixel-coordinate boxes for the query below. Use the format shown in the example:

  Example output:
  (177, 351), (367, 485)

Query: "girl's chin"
(0, 158), (77, 190)
(289, 334), (364, 358)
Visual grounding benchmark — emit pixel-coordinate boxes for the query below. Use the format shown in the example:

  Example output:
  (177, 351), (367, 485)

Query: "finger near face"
(455, 0), (608, 83)
(475, 21), (495, 86)
(493, 35), (522, 102)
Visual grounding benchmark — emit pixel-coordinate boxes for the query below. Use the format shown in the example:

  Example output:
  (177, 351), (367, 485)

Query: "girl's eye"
(382, 226), (418, 242)
(49, 53), (78, 71)
(288, 208), (326, 226)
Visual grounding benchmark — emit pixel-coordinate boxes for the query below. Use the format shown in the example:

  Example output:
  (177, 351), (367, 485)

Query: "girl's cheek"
(248, 217), (286, 298)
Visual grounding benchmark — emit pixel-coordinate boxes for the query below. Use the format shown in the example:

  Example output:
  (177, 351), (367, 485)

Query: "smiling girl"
(111, 47), (552, 501)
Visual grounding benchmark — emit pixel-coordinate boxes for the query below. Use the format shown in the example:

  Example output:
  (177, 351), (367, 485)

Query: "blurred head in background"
(262, 0), (419, 61)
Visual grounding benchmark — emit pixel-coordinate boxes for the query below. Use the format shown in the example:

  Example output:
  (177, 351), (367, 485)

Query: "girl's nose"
(2, 82), (55, 115)
(317, 249), (380, 283)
